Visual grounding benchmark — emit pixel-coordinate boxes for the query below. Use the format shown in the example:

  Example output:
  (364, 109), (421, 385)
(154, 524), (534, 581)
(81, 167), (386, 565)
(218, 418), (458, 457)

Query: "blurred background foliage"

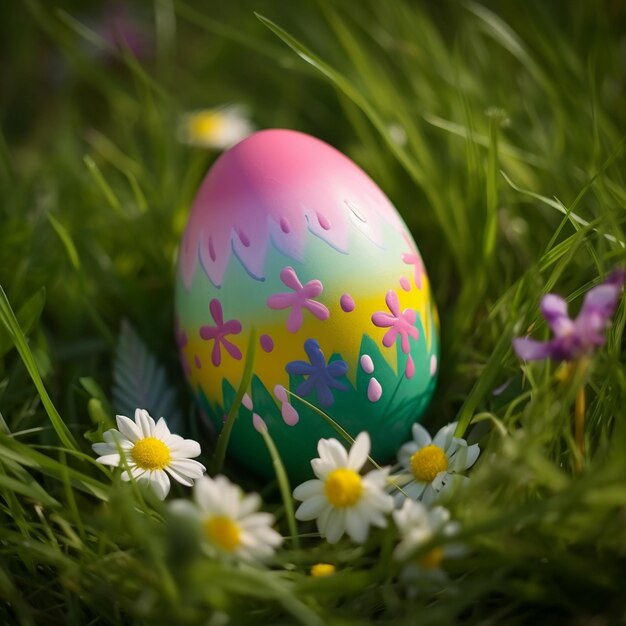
(1, 1), (626, 624)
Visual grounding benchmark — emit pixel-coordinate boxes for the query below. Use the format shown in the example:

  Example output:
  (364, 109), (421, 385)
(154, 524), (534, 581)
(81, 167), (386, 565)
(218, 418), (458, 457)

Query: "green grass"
(1, 0), (626, 623)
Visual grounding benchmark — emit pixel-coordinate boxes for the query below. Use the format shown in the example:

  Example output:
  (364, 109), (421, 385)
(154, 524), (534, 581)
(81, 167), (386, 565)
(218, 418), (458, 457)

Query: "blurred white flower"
(393, 499), (466, 593)
(393, 499), (460, 561)
(170, 475), (282, 563)
(178, 105), (254, 150)
(393, 422), (479, 505)
(388, 122), (407, 146)
(92, 409), (205, 499)
(293, 432), (393, 544)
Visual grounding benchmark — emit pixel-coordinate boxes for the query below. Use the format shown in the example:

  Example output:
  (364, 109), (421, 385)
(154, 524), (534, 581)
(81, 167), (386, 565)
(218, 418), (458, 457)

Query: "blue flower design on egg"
(286, 339), (349, 407)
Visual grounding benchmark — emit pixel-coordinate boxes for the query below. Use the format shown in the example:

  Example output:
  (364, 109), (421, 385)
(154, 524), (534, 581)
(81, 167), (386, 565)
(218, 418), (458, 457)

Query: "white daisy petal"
(433, 422), (458, 449)
(164, 433), (185, 448)
(347, 432), (370, 471)
(133, 465), (149, 479)
(214, 475), (240, 518)
(397, 442), (419, 467)
(411, 423), (432, 448)
(363, 467), (391, 488)
(120, 466), (144, 482)
(103, 430), (130, 446)
(244, 527), (282, 550)
(431, 471), (449, 492)
(164, 465), (195, 487)
(295, 495), (328, 521)
(239, 512), (274, 529)
(95, 453), (121, 466)
(448, 442), (468, 472)
(168, 498), (200, 520)
(317, 438), (349, 467)
(464, 444), (480, 470)
(317, 507), (332, 536)
(444, 474), (469, 495)
(239, 493), (262, 518)
(135, 409), (155, 437)
(154, 417), (171, 439)
(166, 436), (201, 458)
(92, 442), (117, 456)
(346, 508), (369, 543)
(324, 508), (346, 544)
(429, 507), (451, 531)
(367, 509), (389, 529)
(444, 438), (462, 459)
(293, 479), (324, 500)
(168, 458), (206, 479)
(116, 415), (141, 442)
(402, 480), (427, 501)
(311, 458), (335, 479)
(361, 488), (393, 513)
(150, 470), (171, 500)
(421, 485), (438, 506)
(194, 475), (224, 513)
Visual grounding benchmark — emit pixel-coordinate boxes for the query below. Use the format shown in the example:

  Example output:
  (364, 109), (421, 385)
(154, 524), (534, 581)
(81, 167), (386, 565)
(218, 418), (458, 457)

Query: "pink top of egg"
(179, 129), (405, 288)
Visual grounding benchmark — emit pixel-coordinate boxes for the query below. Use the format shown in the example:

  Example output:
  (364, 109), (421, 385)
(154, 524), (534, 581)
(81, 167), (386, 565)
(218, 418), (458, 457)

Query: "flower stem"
(571, 357), (589, 473)
(574, 383), (586, 473)
(257, 425), (300, 550)
(210, 328), (257, 475)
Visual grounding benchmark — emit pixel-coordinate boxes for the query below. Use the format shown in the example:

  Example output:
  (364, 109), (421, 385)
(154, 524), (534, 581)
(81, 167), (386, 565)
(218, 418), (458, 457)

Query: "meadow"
(1, 1), (626, 624)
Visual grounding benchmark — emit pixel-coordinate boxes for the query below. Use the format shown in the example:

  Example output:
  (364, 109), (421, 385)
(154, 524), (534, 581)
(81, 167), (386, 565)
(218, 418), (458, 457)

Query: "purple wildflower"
(513, 269), (625, 361)
(100, 4), (150, 59)
(285, 339), (348, 407)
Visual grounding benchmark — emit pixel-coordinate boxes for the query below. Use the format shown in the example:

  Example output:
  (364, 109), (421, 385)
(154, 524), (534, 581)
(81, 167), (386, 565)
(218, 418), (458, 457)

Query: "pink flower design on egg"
(401, 233), (424, 289)
(371, 290), (418, 354)
(199, 299), (242, 366)
(267, 266), (330, 333)
(175, 314), (191, 375)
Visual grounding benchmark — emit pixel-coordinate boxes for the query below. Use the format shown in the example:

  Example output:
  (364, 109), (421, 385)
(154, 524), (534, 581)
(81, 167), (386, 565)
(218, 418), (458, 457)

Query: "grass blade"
(0, 286), (79, 452)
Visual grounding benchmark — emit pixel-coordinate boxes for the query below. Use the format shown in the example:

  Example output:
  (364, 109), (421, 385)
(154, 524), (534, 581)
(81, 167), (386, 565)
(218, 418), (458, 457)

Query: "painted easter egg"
(175, 129), (439, 482)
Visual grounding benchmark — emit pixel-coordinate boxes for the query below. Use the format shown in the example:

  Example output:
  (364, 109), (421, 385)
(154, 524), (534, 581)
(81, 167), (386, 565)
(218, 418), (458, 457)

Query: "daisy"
(177, 104), (254, 150)
(170, 475), (282, 563)
(92, 409), (205, 500)
(394, 422), (479, 505)
(392, 499), (460, 562)
(393, 499), (466, 593)
(293, 432), (393, 544)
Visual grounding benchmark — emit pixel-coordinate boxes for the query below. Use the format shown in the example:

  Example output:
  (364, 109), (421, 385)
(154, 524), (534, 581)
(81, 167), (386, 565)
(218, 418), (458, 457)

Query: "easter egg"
(175, 129), (439, 482)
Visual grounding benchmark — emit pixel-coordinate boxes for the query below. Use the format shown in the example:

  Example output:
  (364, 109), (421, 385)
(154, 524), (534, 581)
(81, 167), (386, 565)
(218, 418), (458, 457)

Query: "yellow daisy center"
(189, 112), (223, 139)
(324, 468), (363, 508)
(131, 437), (171, 470)
(204, 515), (241, 552)
(310, 563), (336, 577)
(420, 547), (444, 570)
(410, 444), (448, 482)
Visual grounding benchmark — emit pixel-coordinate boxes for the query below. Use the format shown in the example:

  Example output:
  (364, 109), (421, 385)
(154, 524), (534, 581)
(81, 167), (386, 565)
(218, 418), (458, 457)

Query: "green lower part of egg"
(194, 328), (438, 483)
